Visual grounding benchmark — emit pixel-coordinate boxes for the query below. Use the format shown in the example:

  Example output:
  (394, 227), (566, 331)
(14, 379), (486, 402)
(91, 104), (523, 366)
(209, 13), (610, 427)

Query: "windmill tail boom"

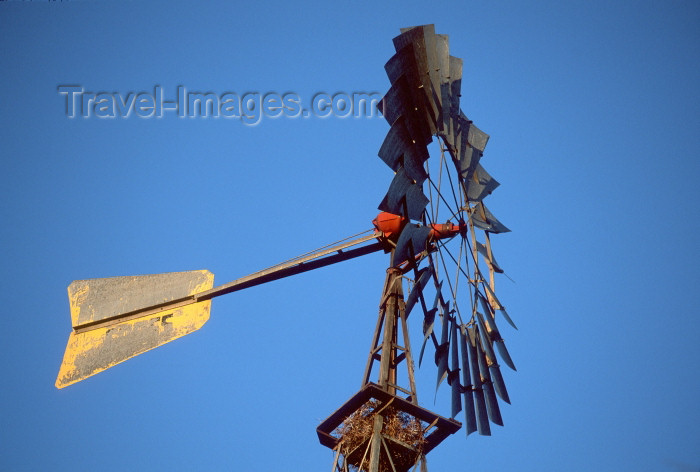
(56, 232), (385, 389)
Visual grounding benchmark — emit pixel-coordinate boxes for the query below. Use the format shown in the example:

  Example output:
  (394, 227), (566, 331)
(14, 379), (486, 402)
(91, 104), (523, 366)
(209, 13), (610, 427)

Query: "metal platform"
(317, 382), (461, 456)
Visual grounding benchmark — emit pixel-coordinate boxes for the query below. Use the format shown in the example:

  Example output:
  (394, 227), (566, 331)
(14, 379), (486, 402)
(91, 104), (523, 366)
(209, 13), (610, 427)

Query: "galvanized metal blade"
(419, 311), (437, 368)
(484, 284), (518, 329)
(476, 241), (503, 273)
(475, 311), (498, 363)
(379, 73), (432, 148)
(378, 117), (429, 183)
(385, 40), (420, 86)
(420, 25), (442, 114)
(405, 266), (432, 318)
(384, 42), (433, 147)
(378, 168), (429, 223)
(459, 327), (477, 435)
(466, 164), (500, 202)
(435, 33), (450, 137)
(489, 362), (511, 404)
(378, 74), (409, 126)
(480, 281), (518, 330)
(449, 372), (462, 419)
(419, 281), (442, 367)
(449, 316), (462, 419)
(477, 293), (498, 329)
(393, 25), (439, 135)
(458, 143), (482, 182)
(495, 339), (516, 371)
(403, 143), (430, 185)
(476, 294), (516, 370)
(476, 289), (491, 312)
(466, 117), (490, 152)
(467, 326), (491, 435)
(448, 56), (463, 139)
(470, 202), (511, 234)
(378, 75), (429, 144)
(378, 116), (407, 170)
(475, 329), (504, 426)
(475, 295), (512, 398)
(435, 313), (450, 393)
(391, 223), (432, 267)
(498, 308), (518, 331)
(456, 115), (483, 181)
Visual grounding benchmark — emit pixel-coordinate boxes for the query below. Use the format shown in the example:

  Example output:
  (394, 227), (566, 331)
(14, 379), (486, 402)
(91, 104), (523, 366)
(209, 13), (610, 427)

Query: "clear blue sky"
(1, 1), (698, 471)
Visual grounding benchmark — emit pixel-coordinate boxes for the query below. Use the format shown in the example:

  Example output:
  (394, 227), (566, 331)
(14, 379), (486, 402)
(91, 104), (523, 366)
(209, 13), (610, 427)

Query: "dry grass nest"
(333, 400), (427, 455)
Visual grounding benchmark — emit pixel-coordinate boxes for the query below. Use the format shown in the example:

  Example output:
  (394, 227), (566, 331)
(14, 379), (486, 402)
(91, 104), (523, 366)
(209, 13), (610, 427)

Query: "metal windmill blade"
(369, 24), (519, 445)
(459, 326), (478, 436)
(448, 314), (463, 419)
(467, 325), (491, 435)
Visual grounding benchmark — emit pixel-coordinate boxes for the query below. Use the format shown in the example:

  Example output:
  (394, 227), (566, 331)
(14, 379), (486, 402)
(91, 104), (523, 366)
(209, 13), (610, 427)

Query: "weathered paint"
(56, 270), (214, 388)
(68, 271), (214, 327)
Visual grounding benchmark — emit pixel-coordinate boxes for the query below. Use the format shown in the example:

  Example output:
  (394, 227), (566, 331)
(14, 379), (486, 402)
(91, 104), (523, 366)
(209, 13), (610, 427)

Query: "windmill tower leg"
(362, 268), (426, 472)
(318, 266), (459, 472)
(362, 268), (416, 397)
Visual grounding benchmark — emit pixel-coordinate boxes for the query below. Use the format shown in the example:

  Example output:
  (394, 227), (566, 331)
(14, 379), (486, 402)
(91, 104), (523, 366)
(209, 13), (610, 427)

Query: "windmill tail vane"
(55, 24), (516, 472)
(55, 230), (381, 389)
(54, 215), (462, 389)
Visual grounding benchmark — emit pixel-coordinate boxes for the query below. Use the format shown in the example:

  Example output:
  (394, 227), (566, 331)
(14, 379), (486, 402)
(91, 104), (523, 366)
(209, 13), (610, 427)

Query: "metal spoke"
(439, 140), (463, 224)
(435, 237), (465, 324)
(425, 176), (457, 224)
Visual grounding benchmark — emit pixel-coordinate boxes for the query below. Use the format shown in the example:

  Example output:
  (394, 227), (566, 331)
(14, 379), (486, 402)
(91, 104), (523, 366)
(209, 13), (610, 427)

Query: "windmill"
(56, 25), (516, 472)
